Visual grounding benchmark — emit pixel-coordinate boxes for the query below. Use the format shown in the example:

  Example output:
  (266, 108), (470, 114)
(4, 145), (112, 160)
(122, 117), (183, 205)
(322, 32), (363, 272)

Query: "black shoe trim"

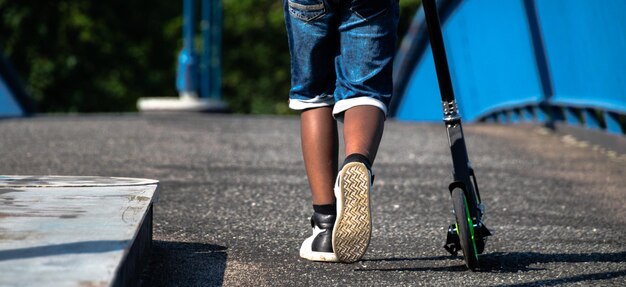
(343, 153), (372, 170)
(311, 213), (335, 253)
(313, 204), (337, 216)
(343, 153), (374, 185)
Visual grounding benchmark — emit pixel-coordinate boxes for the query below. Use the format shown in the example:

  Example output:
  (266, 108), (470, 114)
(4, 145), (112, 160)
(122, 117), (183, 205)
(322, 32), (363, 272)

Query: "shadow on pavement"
(490, 269), (626, 287)
(0, 240), (127, 261)
(479, 251), (626, 273)
(355, 251), (626, 279)
(357, 255), (467, 272)
(140, 241), (227, 287)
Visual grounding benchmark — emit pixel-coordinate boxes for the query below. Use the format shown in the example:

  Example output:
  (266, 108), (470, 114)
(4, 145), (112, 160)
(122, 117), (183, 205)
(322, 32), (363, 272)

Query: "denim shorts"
(284, 0), (399, 118)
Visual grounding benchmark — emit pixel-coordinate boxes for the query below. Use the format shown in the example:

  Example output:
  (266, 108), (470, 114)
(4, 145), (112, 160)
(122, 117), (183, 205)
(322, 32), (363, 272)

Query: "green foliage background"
(0, 0), (420, 114)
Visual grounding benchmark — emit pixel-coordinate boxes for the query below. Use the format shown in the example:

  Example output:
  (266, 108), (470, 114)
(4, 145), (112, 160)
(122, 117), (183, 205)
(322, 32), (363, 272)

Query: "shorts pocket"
(288, 0), (326, 22)
(350, 0), (390, 21)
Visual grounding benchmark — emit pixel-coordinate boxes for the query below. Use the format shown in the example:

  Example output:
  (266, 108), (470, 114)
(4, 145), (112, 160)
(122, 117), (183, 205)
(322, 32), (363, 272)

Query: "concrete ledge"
(0, 176), (159, 287)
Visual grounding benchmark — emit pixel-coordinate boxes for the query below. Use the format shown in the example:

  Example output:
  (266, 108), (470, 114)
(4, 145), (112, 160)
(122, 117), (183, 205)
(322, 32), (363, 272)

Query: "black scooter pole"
(422, 0), (455, 104)
(422, 0), (481, 215)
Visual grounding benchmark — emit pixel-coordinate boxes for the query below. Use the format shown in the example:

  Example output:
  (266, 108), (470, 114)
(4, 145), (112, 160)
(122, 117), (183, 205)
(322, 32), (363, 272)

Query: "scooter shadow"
(356, 250), (626, 273)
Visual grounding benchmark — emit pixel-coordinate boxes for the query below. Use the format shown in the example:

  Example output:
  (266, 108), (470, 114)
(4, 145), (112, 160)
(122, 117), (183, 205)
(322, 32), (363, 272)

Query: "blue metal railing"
(176, 0), (222, 101)
(0, 50), (34, 117)
(392, 0), (626, 135)
(176, 0), (199, 96)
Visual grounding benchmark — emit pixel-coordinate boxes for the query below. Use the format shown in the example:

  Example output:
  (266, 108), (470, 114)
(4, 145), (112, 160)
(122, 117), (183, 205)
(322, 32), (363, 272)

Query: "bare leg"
(343, 105), (385, 164)
(301, 107), (338, 205)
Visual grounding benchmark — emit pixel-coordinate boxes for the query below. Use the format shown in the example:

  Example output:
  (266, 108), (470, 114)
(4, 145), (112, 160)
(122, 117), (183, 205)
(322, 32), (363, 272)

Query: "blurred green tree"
(0, 0), (181, 112)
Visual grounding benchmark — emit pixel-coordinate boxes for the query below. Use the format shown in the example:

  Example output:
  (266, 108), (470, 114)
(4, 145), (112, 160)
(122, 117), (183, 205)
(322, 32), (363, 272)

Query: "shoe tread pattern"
(334, 162), (371, 263)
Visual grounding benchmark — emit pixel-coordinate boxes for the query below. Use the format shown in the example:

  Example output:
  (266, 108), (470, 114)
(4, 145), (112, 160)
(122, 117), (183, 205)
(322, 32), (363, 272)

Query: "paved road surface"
(1, 114), (625, 286)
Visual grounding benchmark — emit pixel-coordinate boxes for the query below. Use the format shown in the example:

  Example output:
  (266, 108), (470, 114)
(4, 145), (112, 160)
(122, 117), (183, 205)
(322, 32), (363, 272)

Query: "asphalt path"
(1, 114), (625, 286)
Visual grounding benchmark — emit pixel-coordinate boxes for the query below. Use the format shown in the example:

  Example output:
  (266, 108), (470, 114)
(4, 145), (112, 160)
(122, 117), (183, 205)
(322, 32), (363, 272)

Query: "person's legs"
(330, 0), (399, 263)
(286, 0), (398, 262)
(284, 0), (339, 206)
(285, 0), (343, 262)
(300, 107), (338, 205)
(298, 107), (341, 262)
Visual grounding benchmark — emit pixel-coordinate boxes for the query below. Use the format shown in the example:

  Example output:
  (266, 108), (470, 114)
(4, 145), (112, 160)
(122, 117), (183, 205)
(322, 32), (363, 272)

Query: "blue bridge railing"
(391, 0), (626, 135)
(0, 50), (33, 117)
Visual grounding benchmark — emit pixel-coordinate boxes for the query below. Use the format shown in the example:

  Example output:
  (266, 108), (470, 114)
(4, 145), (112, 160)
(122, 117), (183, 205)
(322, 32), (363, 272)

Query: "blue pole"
(176, 0), (198, 96)
(523, 0), (554, 128)
(200, 0), (211, 99)
(210, 0), (222, 100)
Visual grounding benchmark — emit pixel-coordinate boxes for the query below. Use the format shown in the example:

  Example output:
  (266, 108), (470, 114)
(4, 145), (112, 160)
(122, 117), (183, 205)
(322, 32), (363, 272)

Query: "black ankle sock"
(313, 204), (336, 215)
(343, 153), (372, 170)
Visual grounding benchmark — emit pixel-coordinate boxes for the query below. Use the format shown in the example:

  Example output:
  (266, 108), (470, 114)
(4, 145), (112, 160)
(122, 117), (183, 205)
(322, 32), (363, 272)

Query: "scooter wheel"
(451, 188), (479, 270)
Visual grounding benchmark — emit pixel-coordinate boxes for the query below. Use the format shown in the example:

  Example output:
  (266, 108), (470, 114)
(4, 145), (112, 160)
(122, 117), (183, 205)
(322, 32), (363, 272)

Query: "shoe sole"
(333, 162), (371, 263)
(299, 249), (339, 262)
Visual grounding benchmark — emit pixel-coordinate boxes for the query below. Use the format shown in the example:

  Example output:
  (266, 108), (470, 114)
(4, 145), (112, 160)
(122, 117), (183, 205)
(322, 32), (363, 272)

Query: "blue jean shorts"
(284, 0), (399, 118)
